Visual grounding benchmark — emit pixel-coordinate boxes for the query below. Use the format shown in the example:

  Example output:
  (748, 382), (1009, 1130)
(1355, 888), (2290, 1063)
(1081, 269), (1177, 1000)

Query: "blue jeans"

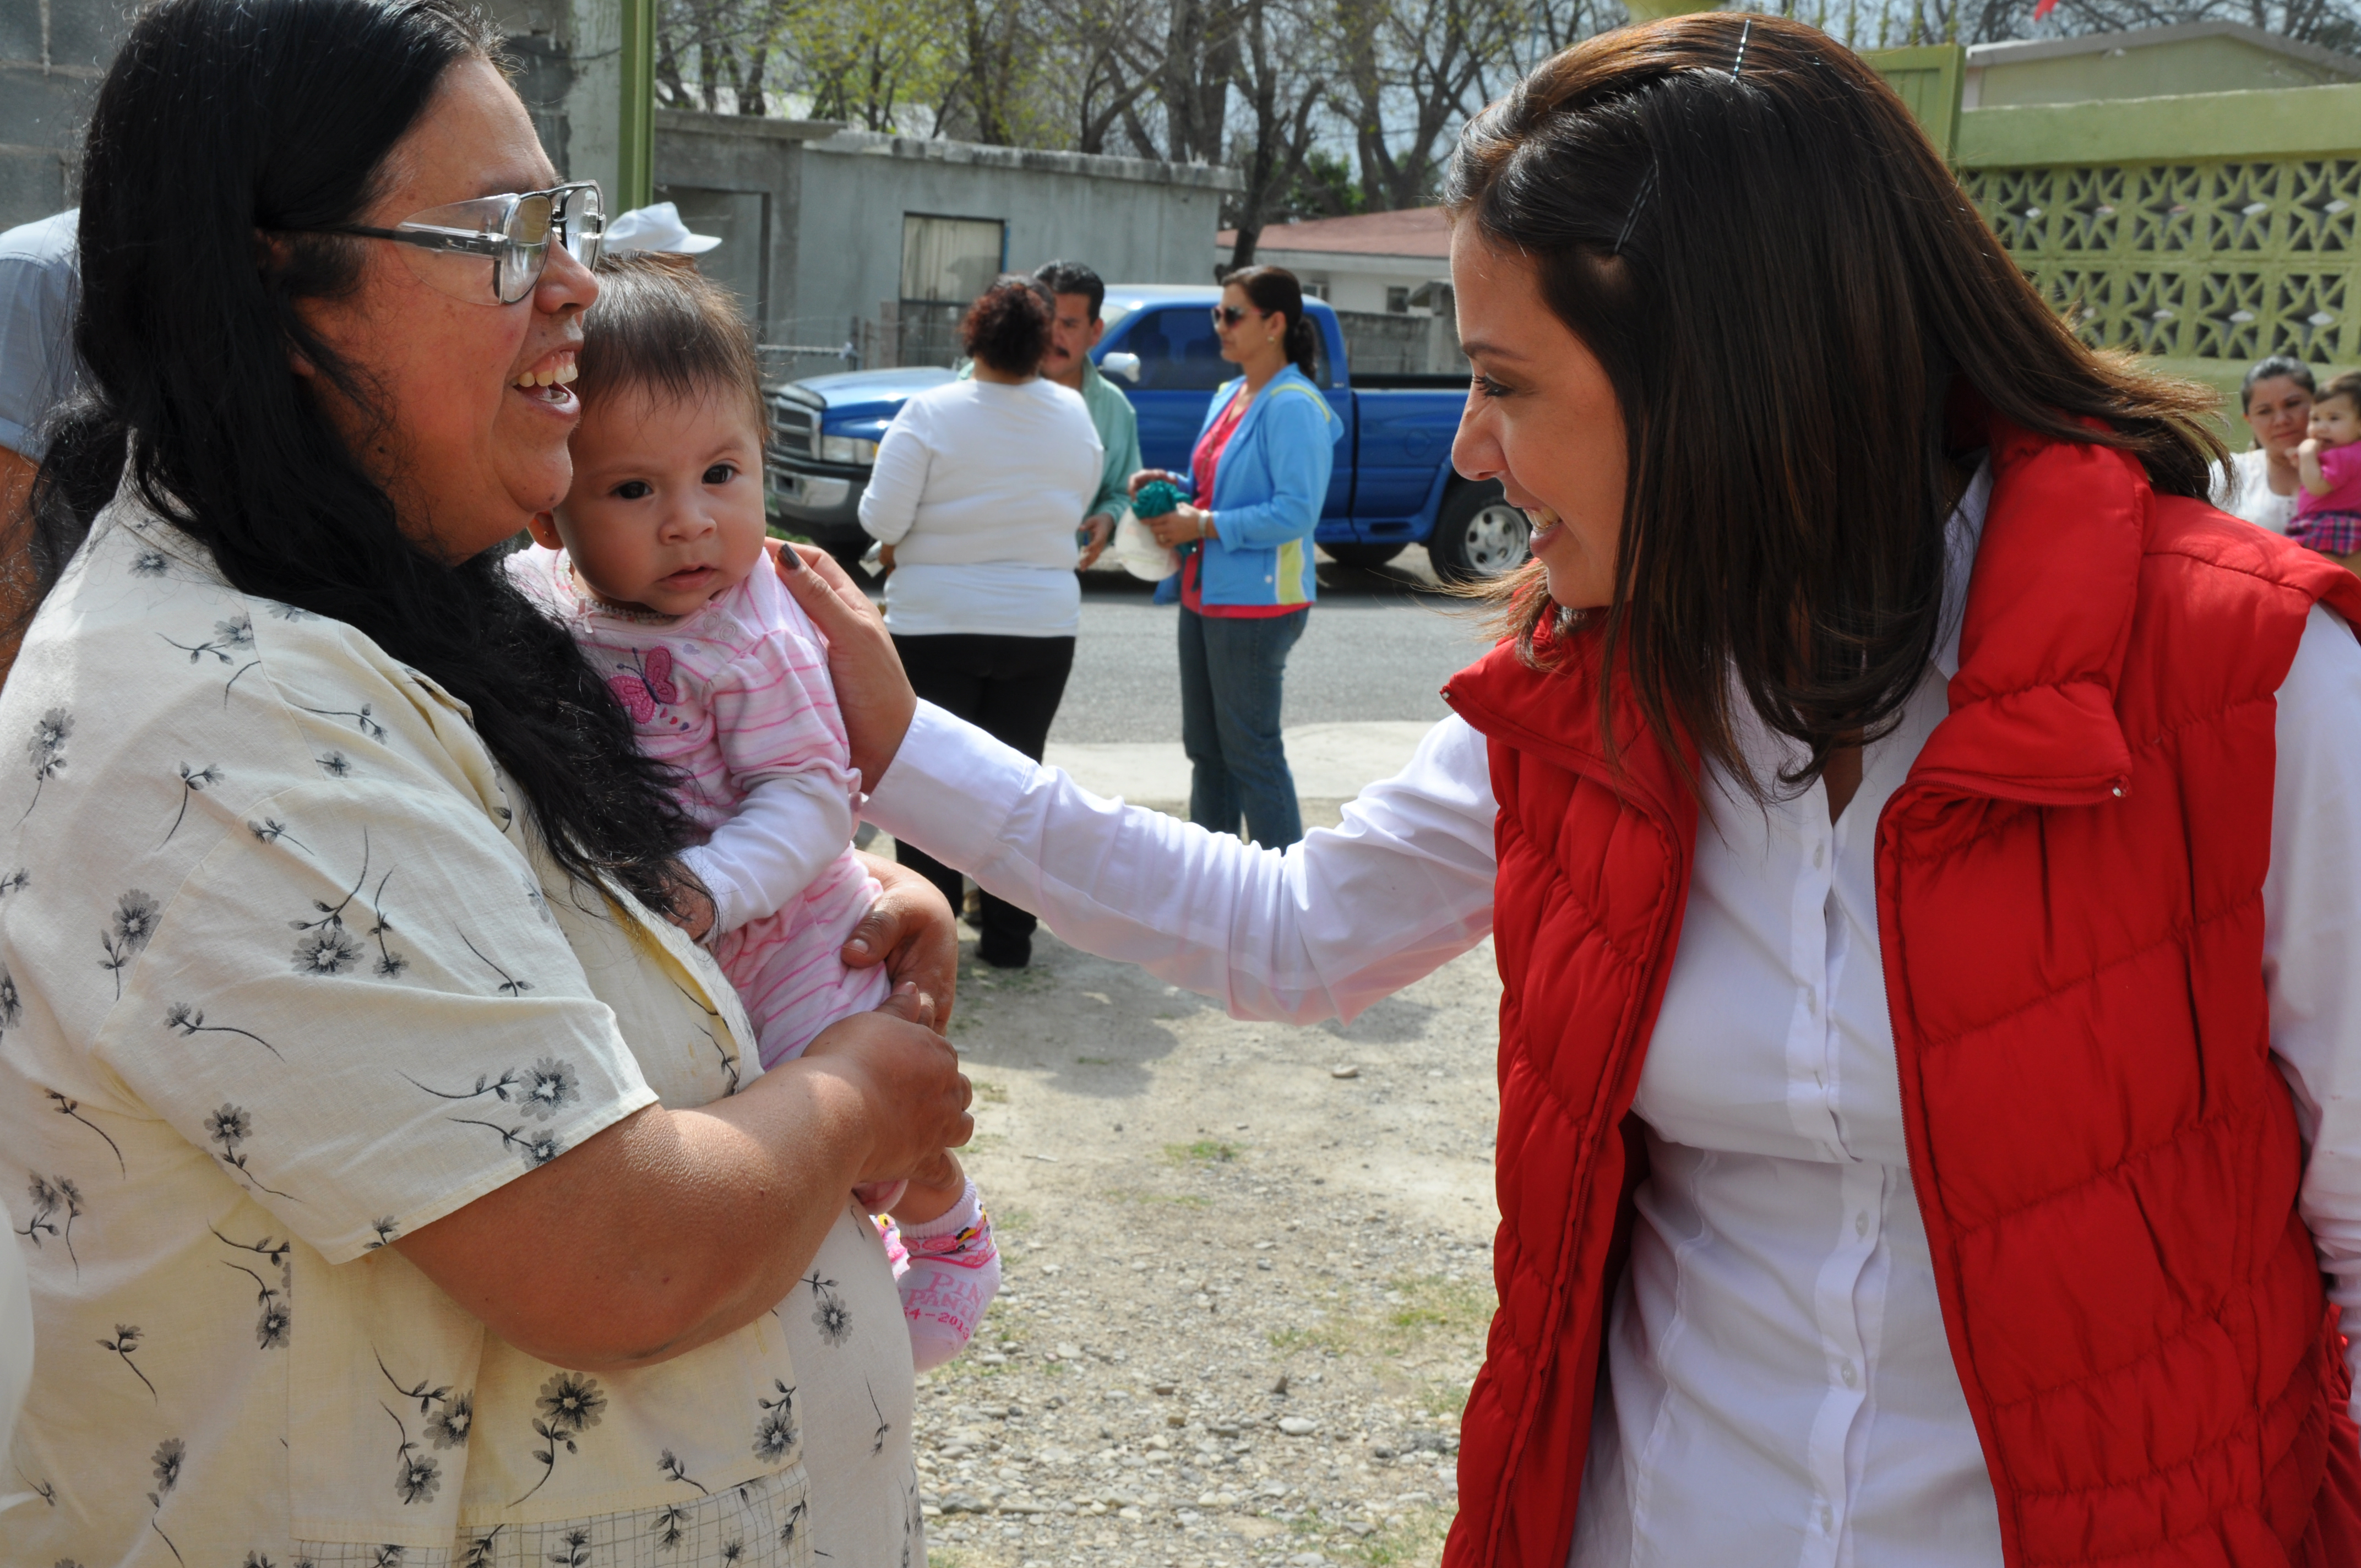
(1178, 605), (1308, 848)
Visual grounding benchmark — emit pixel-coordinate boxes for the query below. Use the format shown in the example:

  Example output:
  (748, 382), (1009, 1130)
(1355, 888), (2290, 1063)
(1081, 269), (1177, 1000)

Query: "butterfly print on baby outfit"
(609, 647), (681, 723)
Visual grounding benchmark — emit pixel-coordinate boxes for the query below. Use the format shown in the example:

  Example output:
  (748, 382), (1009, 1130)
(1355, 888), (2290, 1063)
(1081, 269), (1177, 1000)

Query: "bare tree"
(935, 0), (1037, 141)
(1332, 0), (1534, 210)
(652, 0), (2361, 255)
(782, 0), (957, 129)
(1226, 0), (1330, 265)
(1163, 0), (1250, 161)
(1033, 0), (1170, 152)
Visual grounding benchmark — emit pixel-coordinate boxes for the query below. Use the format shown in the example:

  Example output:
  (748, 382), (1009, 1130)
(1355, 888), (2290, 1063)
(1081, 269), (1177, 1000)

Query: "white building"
(1217, 208), (1453, 317)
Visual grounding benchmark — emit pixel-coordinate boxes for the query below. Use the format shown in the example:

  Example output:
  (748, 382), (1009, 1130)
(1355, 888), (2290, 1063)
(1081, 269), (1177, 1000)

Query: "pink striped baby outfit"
(509, 545), (889, 1066)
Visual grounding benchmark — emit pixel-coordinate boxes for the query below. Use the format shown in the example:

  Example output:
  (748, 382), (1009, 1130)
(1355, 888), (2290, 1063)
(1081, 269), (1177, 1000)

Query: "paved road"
(1049, 555), (1498, 747)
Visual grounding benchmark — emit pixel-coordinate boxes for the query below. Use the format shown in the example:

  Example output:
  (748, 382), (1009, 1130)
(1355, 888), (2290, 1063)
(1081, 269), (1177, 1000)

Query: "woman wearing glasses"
(1134, 265), (1342, 849)
(0, 2), (967, 1564)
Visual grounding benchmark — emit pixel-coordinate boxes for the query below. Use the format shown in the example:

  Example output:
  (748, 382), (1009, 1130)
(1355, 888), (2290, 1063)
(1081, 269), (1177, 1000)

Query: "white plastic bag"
(1113, 506), (1178, 582)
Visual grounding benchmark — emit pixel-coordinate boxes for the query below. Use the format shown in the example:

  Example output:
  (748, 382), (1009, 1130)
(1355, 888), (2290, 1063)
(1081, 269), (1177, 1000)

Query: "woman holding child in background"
(2213, 353), (2313, 533)
(0, 2), (969, 1562)
(1133, 264), (1342, 852)
(786, 14), (2361, 1565)
(857, 276), (1100, 970)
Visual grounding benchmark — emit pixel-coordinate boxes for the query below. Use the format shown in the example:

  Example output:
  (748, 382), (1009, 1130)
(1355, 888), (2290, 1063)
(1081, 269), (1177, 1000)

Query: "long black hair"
(1223, 265), (1320, 380)
(30, 0), (694, 912)
(1448, 13), (2221, 799)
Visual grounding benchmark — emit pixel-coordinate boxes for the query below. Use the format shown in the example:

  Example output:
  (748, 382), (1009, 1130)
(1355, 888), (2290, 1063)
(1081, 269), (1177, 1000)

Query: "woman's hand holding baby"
(887, 1149), (967, 1226)
(797, 981), (973, 1193)
(841, 853), (959, 1029)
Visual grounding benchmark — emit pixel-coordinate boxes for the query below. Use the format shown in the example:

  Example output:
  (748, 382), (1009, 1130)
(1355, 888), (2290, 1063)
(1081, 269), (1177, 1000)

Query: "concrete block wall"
(653, 110), (838, 348)
(795, 130), (1240, 351)
(0, 0), (134, 231)
(0, 0), (619, 238)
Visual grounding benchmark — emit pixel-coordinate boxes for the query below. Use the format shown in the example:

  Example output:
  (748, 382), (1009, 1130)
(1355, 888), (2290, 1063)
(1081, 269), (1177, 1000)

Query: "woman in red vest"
(788, 14), (2361, 1566)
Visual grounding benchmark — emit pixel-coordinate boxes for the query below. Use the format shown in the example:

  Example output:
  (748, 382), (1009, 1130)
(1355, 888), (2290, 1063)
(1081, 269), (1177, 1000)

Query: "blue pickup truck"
(763, 285), (1530, 582)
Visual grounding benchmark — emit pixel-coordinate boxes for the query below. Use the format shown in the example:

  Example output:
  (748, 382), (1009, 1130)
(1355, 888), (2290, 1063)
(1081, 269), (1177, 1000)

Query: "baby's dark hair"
(2316, 371), (2361, 420)
(576, 254), (768, 433)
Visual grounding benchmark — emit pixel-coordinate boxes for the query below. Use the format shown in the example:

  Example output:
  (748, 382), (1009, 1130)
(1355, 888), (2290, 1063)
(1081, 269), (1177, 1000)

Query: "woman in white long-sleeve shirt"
(785, 16), (2361, 1567)
(858, 275), (1101, 967)
(2211, 355), (2316, 533)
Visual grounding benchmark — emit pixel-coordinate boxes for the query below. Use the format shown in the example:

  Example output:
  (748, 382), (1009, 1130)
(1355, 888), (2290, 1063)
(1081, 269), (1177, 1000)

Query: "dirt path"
(905, 857), (1504, 1568)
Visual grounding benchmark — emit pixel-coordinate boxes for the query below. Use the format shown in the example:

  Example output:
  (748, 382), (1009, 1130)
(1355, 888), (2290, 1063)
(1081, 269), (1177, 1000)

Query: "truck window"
(1127, 308), (1233, 390)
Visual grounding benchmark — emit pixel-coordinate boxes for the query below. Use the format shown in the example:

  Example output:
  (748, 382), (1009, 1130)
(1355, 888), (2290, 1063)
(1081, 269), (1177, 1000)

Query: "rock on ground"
(901, 856), (1503, 1568)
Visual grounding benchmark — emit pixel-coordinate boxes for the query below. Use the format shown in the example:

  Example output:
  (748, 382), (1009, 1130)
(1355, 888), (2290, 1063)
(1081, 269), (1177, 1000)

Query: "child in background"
(508, 254), (996, 1371)
(2292, 371), (2361, 567)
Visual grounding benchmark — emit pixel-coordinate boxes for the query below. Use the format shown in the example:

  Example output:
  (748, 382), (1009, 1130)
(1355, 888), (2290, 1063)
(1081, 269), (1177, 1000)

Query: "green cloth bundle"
(1133, 478), (1188, 520)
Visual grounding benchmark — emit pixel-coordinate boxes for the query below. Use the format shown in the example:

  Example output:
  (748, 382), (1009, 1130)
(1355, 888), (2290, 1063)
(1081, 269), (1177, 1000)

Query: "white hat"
(604, 202), (723, 255)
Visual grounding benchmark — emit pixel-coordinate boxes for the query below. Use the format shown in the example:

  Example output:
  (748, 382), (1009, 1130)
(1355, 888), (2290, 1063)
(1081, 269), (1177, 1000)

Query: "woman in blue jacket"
(1137, 265), (1343, 847)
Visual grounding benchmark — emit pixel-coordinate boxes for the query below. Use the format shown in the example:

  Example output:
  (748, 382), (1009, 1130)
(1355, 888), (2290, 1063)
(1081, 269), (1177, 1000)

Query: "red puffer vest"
(1439, 421), (2361, 1568)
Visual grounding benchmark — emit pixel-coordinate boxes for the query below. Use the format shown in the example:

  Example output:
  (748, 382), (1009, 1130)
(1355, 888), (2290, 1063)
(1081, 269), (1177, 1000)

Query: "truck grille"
(768, 399), (815, 464)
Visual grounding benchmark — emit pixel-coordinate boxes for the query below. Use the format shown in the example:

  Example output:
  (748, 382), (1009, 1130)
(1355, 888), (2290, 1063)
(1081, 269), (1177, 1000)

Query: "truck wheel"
(1427, 482), (1530, 584)
(1322, 541), (1407, 570)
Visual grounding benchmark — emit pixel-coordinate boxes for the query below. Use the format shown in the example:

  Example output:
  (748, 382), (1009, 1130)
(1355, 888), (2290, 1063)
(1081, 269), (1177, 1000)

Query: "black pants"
(891, 631), (1076, 960)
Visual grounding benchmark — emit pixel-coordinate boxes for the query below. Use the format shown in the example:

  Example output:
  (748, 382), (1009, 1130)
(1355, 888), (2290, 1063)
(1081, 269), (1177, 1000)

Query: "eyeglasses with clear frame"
(302, 182), (605, 306)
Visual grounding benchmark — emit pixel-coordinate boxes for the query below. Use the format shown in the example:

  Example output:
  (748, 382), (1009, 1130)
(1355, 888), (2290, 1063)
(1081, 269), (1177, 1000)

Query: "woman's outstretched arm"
(774, 540), (1499, 1020)
(868, 705), (1499, 1023)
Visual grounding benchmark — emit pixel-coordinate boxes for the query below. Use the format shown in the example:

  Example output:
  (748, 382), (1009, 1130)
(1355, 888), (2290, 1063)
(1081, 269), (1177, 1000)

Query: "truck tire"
(1321, 541), (1407, 570)
(1427, 481), (1531, 584)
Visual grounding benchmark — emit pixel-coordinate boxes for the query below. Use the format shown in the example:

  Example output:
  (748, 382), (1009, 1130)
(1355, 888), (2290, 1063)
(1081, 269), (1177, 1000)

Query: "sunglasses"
(297, 182), (606, 306)
(1211, 304), (1259, 326)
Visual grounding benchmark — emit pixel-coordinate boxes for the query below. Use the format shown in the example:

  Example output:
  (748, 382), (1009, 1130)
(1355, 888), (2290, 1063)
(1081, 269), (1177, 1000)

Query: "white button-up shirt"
(867, 467), (2361, 1568)
(1570, 474), (2005, 1566)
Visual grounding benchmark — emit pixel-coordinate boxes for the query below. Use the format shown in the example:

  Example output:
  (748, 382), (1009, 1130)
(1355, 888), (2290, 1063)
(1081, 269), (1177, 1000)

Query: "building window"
(896, 215), (1005, 367)
(1386, 286), (1411, 315)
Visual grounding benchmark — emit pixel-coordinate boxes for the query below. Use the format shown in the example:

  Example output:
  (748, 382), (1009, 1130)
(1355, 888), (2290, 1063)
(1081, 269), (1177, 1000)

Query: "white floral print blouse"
(0, 502), (919, 1568)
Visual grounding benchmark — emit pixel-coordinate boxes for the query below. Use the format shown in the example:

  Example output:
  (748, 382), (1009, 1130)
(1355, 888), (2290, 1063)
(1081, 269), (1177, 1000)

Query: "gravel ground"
(894, 841), (1504, 1568)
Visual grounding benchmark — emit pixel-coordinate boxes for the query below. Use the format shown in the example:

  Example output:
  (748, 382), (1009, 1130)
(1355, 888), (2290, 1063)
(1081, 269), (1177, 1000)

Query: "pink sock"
(888, 1181), (999, 1372)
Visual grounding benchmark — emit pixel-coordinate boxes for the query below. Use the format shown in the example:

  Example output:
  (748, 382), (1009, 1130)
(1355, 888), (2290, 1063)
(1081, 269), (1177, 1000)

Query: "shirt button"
(1813, 842), (1826, 869)
(1854, 1211), (1869, 1238)
(1841, 1359), (1859, 1388)
(1819, 1501), (1835, 1531)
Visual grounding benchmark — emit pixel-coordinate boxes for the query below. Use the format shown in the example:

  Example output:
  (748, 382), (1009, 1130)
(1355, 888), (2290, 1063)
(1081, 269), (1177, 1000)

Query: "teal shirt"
(956, 356), (1141, 522)
(1075, 356), (1143, 524)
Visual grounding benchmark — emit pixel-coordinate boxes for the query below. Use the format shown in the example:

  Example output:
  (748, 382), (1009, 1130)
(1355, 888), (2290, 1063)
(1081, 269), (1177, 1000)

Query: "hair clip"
(1614, 161), (1660, 256)
(1730, 17), (1753, 80)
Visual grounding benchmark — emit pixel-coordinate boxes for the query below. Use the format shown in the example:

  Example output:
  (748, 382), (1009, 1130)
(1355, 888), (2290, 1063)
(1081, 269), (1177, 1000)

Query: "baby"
(509, 254), (996, 1371)
(2293, 370), (2361, 563)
